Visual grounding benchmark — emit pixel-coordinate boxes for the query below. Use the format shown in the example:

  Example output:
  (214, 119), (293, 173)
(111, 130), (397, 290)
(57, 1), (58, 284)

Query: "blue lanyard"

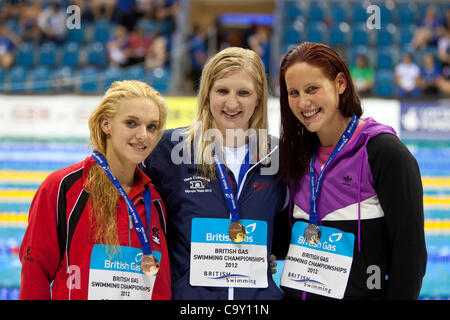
(91, 151), (153, 255)
(309, 114), (359, 225)
(213, 145), (250, 223)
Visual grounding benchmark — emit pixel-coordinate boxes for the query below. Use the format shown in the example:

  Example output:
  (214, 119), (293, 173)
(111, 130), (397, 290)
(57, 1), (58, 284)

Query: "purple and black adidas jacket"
(283, 117), (427, 300)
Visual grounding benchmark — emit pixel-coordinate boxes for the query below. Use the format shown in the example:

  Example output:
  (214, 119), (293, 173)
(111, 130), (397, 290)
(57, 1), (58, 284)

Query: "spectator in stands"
(155, 0), (179, 34)
(19, 0), (42, 43)
(418, 53), (440, 96)
(439, 8), (450, 35)
(0, 0), (24, 23)
(37, 2), (67, 44)
(437, 28), (450, 78)
(412, 5), (442, 50)
(91, 0), (117, 21)
(145, 30), (167, 71)
(135, 0), (156, 20)
(107, 26), (130, 67)
(69, 0), (94, 23)
(127, 25), (152, 66)
(188, 25), (207, 92)
(113, 0), (138, 31)
(395, 53), (421, 98)
(436, 29), (450, 95)
(350, 53), (374, 97)
(0, 24), (19, 69)
(247, 25), (271, 72)
(436, 77), (450, 95)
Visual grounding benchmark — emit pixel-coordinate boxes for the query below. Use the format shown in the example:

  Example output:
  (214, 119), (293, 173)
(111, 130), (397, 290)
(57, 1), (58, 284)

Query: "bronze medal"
(141, 254), (160, 276)
(229, 221), (246, 243)
(304, 224), (321, 244)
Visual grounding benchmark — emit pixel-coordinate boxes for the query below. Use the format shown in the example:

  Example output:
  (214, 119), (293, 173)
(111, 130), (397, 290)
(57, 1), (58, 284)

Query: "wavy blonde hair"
(186, 47), (269, 179)
(85, 80), (168, 249)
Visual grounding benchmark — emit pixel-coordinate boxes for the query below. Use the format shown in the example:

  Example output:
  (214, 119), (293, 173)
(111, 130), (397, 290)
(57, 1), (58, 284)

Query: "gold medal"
(228, 221), (246, 243)
(141, 254), (159, 276)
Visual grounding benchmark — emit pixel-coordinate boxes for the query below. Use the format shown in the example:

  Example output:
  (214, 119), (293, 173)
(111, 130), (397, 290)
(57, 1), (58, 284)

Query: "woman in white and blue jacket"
(141, 47), (288, 300)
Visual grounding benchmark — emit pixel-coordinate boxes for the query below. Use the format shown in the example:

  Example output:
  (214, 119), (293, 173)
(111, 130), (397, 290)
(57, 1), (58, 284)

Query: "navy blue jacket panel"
(141, 128), (287, 300)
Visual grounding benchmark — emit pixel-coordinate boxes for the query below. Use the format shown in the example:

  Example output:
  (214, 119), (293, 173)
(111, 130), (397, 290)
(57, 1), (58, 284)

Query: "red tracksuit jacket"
(19, 157), (171, 300)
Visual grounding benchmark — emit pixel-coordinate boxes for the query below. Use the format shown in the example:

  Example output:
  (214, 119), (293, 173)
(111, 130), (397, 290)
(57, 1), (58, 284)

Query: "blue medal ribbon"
(309, 114), (359, 226)
(91, 151), (153, 256)
(213, 145), (250, 223)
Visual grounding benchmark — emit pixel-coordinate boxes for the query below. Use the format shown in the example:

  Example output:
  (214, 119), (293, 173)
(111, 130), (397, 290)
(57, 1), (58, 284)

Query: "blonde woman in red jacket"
(19, 80), (171, 300)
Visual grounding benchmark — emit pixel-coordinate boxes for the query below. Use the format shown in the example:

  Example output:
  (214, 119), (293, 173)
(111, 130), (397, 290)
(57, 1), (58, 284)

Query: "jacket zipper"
(128, 214), (133, 246)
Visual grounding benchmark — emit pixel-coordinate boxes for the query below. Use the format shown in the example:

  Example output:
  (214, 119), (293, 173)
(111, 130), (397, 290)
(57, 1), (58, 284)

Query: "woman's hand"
(270, 254), (277, 274)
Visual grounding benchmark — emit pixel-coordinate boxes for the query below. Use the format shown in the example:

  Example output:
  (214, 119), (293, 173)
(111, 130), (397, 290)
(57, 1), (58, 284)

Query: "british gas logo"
(205, 222), (257, 243)
(329, 233), (342, 243)
(135, 252), (143, 263)
(245, 222), (257, 234)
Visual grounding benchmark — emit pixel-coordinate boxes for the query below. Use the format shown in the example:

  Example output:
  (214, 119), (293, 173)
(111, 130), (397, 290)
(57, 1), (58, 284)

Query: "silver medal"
(304, 224), (321, 244)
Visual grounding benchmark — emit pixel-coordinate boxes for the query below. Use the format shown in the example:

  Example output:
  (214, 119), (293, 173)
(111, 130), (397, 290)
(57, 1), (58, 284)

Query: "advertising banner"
(400, 100), (450, 140)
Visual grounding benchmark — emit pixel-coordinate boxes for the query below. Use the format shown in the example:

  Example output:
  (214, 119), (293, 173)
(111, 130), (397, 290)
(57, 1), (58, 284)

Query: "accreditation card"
(190, 217), (268, 288)
(281, 221), (355, 299)
(88, 244), (161, 300)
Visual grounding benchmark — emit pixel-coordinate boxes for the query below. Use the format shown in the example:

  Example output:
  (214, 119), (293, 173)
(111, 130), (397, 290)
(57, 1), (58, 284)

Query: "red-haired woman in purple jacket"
(277, 42), (427, 300)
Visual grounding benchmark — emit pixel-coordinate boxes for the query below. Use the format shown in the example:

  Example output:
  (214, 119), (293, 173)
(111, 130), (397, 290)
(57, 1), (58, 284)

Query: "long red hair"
(278, 42), (362, 186)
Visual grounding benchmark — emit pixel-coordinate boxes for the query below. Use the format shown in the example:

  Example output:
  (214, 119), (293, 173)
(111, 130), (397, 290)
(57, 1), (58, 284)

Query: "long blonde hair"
(186, 47), (269, 179)
(85, 80), (168, 248)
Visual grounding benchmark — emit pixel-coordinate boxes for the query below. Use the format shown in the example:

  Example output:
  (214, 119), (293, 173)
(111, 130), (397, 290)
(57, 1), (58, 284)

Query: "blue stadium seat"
(93, 20), (114, 43)
(372, 1), (394, 24)
(374, 69), (395, 98)
(67, 27), (86, 43)
(284, 1), (303, 20)
(395, 1), (417, 24)
(103, 67), (125, 90)
(308, 1), (325, 21)
(15, 43), (35, 68)
(7, 66), (27, 93)
(328, 23), (348, 46)
(77, 68), (102, 94)
(350, 23), (369, 46)
(349, 1), (368, 23)
(85, 42), (107, 67)
(305, 22), (327, 43)
(440, 2), (450, 14)
(124, 65), (147, 82)
(329, 1), (348, 23)
(61, 42), (80, 67)
(27, 66), (51, 93)
(38, 42), (58, 67)
(5, 19), (21, 34)
(282, 26), (303, 44)
(137, 19), (158, 34)
(159, 20), (173, 35)
(280, 43), (296, 55)
(376, 48), (396, 69)
(0, 69), (5, 92)
(51, 66), (75, 92)
(376, 28), (396, 46)
(148, 67), (170, 93)
(398, 23), (416, 46)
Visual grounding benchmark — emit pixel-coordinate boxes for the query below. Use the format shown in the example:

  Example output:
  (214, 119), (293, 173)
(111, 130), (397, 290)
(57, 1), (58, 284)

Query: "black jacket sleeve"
(271, 194), (291, 259)
(367, 133), (427, 299)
